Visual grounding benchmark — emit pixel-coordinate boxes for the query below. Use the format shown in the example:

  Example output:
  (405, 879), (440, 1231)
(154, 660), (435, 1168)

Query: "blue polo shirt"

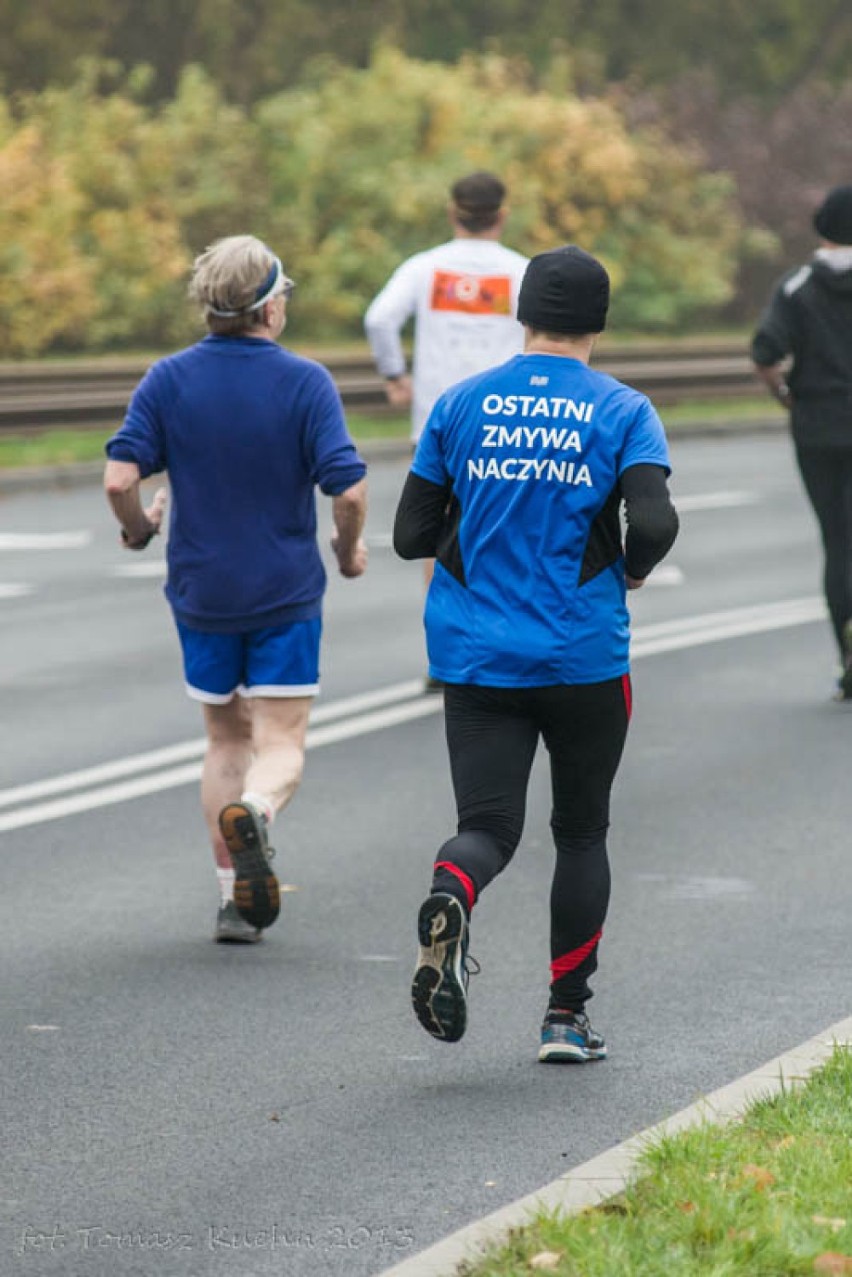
(412, 353), (670, 686)
(106, 336), (366, 632)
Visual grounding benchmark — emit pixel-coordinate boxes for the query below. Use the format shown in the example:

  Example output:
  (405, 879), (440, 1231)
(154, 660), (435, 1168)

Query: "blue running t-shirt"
(412, 353), (670, 686)
(106, 336), (366, 633)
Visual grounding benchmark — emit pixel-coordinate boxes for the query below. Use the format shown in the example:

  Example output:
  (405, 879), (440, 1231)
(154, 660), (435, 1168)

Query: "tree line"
(0, 53), (749, 356)
(1, 0), (849, 104)
(1, 3), (850, 355)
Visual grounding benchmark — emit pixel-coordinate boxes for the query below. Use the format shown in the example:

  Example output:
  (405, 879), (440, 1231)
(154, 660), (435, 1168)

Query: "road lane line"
(0, 678), (427, 812)
(0, 532), (92, 550)
(0, 697), (442, 833)
(632, 596), (825, 657)
(674, 490), (757, 512)
(0, 598), (828, 834)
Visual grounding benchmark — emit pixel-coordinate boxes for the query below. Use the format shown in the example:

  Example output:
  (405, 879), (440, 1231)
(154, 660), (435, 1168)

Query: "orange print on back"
(430, 271), (512, 316)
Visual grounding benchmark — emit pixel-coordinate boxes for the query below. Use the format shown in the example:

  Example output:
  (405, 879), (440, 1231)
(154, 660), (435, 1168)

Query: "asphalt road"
(0, 432), (849, 1277)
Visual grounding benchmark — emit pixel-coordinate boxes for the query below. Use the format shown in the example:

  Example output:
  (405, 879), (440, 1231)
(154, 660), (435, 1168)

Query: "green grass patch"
(0, 429), (111, 469)
(0, 413), (409, 470)
(0, 399), (781, 470)
(661, 396), (784, 426)
(460, 1046), (852, 1277)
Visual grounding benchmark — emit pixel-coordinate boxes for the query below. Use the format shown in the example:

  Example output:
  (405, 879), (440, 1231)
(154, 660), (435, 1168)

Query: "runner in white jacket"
(364, 172), (529, 443)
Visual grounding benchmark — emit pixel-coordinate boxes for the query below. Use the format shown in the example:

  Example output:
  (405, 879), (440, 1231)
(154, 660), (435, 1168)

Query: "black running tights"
(795, 443), (852, 659)
(430, 680), (631, 1011)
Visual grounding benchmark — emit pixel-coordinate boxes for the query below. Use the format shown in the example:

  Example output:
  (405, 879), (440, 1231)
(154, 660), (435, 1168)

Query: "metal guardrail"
(0, 341), (760, 432)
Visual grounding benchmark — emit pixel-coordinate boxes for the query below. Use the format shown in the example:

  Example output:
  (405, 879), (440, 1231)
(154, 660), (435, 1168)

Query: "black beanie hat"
(813, 185), (852, 246)
(517, 245), (610, 335)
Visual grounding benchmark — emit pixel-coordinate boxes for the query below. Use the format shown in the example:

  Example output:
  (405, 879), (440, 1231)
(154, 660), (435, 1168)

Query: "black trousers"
(795, 444), (852, 659)
(431, 679), (631, 1011)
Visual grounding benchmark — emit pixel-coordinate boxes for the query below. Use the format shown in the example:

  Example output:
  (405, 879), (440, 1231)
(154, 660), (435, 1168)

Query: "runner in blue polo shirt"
(105, 235), (367, 944)
(394, 246), (678, 1062)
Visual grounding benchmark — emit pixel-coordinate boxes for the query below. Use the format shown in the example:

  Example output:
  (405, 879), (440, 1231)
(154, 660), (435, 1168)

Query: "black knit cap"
(813, 184), (852, 246)
(517, 245), (610, 335)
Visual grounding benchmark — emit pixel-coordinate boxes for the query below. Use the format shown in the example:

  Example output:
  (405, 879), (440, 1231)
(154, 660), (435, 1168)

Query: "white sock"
(217, 867), (235, 905)
(241, 791), (274, 826)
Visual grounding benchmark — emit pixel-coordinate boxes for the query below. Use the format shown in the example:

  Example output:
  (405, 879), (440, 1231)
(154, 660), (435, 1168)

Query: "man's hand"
(121, 487), (168, 550)
(331, 534), (368, 578)
(626, 575), (645, 590)
(384, 374), (412, 409)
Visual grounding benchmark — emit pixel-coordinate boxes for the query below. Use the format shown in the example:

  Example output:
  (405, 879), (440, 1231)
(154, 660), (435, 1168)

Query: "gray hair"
(188, 235), (281, 335)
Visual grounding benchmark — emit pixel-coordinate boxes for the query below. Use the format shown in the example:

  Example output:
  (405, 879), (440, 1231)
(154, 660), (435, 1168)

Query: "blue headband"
(208, 256), (288, 317)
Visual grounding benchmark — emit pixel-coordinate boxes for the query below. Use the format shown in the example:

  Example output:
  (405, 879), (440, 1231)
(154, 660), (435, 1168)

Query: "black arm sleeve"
(393, 471), (451, 560)
(621, 463), (679, 580)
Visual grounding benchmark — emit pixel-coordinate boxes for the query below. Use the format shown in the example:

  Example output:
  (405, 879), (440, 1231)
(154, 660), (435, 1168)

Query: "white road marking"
(0, 584), (34, 599)
(0, 598), (828, 835)
(645, 564), (684, 587)
(0, 679), (426, 812)
(632, 596), (825, 658)
(112, 561), (167, 578)
(634, 872), (755, 900)
(675, 490), (757, 512)
(0, 531), (92, 550)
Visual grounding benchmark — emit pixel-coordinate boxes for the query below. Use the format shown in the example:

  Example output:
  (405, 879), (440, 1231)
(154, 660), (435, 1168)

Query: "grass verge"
(0, 413), (409, 470)
(460, 1046), (852, 1277)
(0, 399), (783, 470)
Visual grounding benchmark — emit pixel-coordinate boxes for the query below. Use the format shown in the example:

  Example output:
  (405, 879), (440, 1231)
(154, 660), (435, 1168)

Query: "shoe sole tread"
(219, 804), (280, 929)
(411, 896), (467, 1043)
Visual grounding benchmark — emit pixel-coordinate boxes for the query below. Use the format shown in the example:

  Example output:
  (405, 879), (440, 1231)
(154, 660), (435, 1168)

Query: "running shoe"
(218, 801), (280, 929)
(411, 893), (469, 1043)
(838, 618), (852, 700)
(538, 1009), (607, 1063)
(214, 900), (262, 944)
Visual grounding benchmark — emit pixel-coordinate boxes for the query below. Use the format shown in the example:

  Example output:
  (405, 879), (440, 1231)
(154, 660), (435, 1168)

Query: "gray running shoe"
(214, 900), (262, 944)
(538, 1009), (607, 1063)
(218, 801), (280, 929)
(411, 893), (470, 1043)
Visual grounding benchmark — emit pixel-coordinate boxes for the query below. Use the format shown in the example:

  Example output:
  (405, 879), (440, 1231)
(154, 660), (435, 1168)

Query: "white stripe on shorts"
(239, 683), (319, 699)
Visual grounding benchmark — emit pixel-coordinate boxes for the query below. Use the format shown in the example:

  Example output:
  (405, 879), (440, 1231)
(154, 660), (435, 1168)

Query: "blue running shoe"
(538, 1009), (607, 1063)
(411, 893), (469, 1043)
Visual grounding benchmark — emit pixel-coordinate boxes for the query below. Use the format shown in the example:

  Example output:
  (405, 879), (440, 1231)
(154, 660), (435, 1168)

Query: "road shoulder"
(377, 1015), (852, 1277)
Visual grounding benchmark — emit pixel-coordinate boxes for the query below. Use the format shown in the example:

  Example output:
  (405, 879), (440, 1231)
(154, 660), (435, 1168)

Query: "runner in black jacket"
(751, 184), (852, 698)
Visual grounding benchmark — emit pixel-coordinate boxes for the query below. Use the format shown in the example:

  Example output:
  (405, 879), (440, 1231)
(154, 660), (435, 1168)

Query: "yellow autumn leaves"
(0, 51), (745, 357)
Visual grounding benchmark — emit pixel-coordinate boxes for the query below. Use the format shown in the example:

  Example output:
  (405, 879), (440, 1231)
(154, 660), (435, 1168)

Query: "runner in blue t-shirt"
(394, 246), (678, 1062)
(105, 235), (367, 944)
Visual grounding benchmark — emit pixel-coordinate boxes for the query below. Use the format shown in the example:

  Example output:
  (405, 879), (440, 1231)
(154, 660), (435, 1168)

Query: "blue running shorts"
(175, 617), (321, 703)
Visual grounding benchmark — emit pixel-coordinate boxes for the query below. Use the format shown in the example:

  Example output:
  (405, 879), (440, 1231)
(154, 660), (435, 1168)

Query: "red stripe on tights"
(434, 861), (476, 912)
(550, 929), (602, 980)
(622, 673), (632, 721)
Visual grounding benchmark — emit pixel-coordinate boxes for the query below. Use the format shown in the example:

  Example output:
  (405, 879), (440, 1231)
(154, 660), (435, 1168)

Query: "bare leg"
(201, 699), (253, 870)
(243, 695), (313, 817)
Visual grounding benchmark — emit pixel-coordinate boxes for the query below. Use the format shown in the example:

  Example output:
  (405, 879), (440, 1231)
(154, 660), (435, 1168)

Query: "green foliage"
(0, 52), (744, 355)
(258, 49), (743, 335)
(1, 0), (850, 102)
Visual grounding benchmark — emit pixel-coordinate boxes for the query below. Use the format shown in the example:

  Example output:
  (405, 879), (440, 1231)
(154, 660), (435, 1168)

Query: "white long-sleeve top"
(364, 237), (529, 440)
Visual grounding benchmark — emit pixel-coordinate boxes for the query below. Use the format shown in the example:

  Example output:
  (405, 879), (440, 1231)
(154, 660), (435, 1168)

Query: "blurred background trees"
(0, 0), (849, 355)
